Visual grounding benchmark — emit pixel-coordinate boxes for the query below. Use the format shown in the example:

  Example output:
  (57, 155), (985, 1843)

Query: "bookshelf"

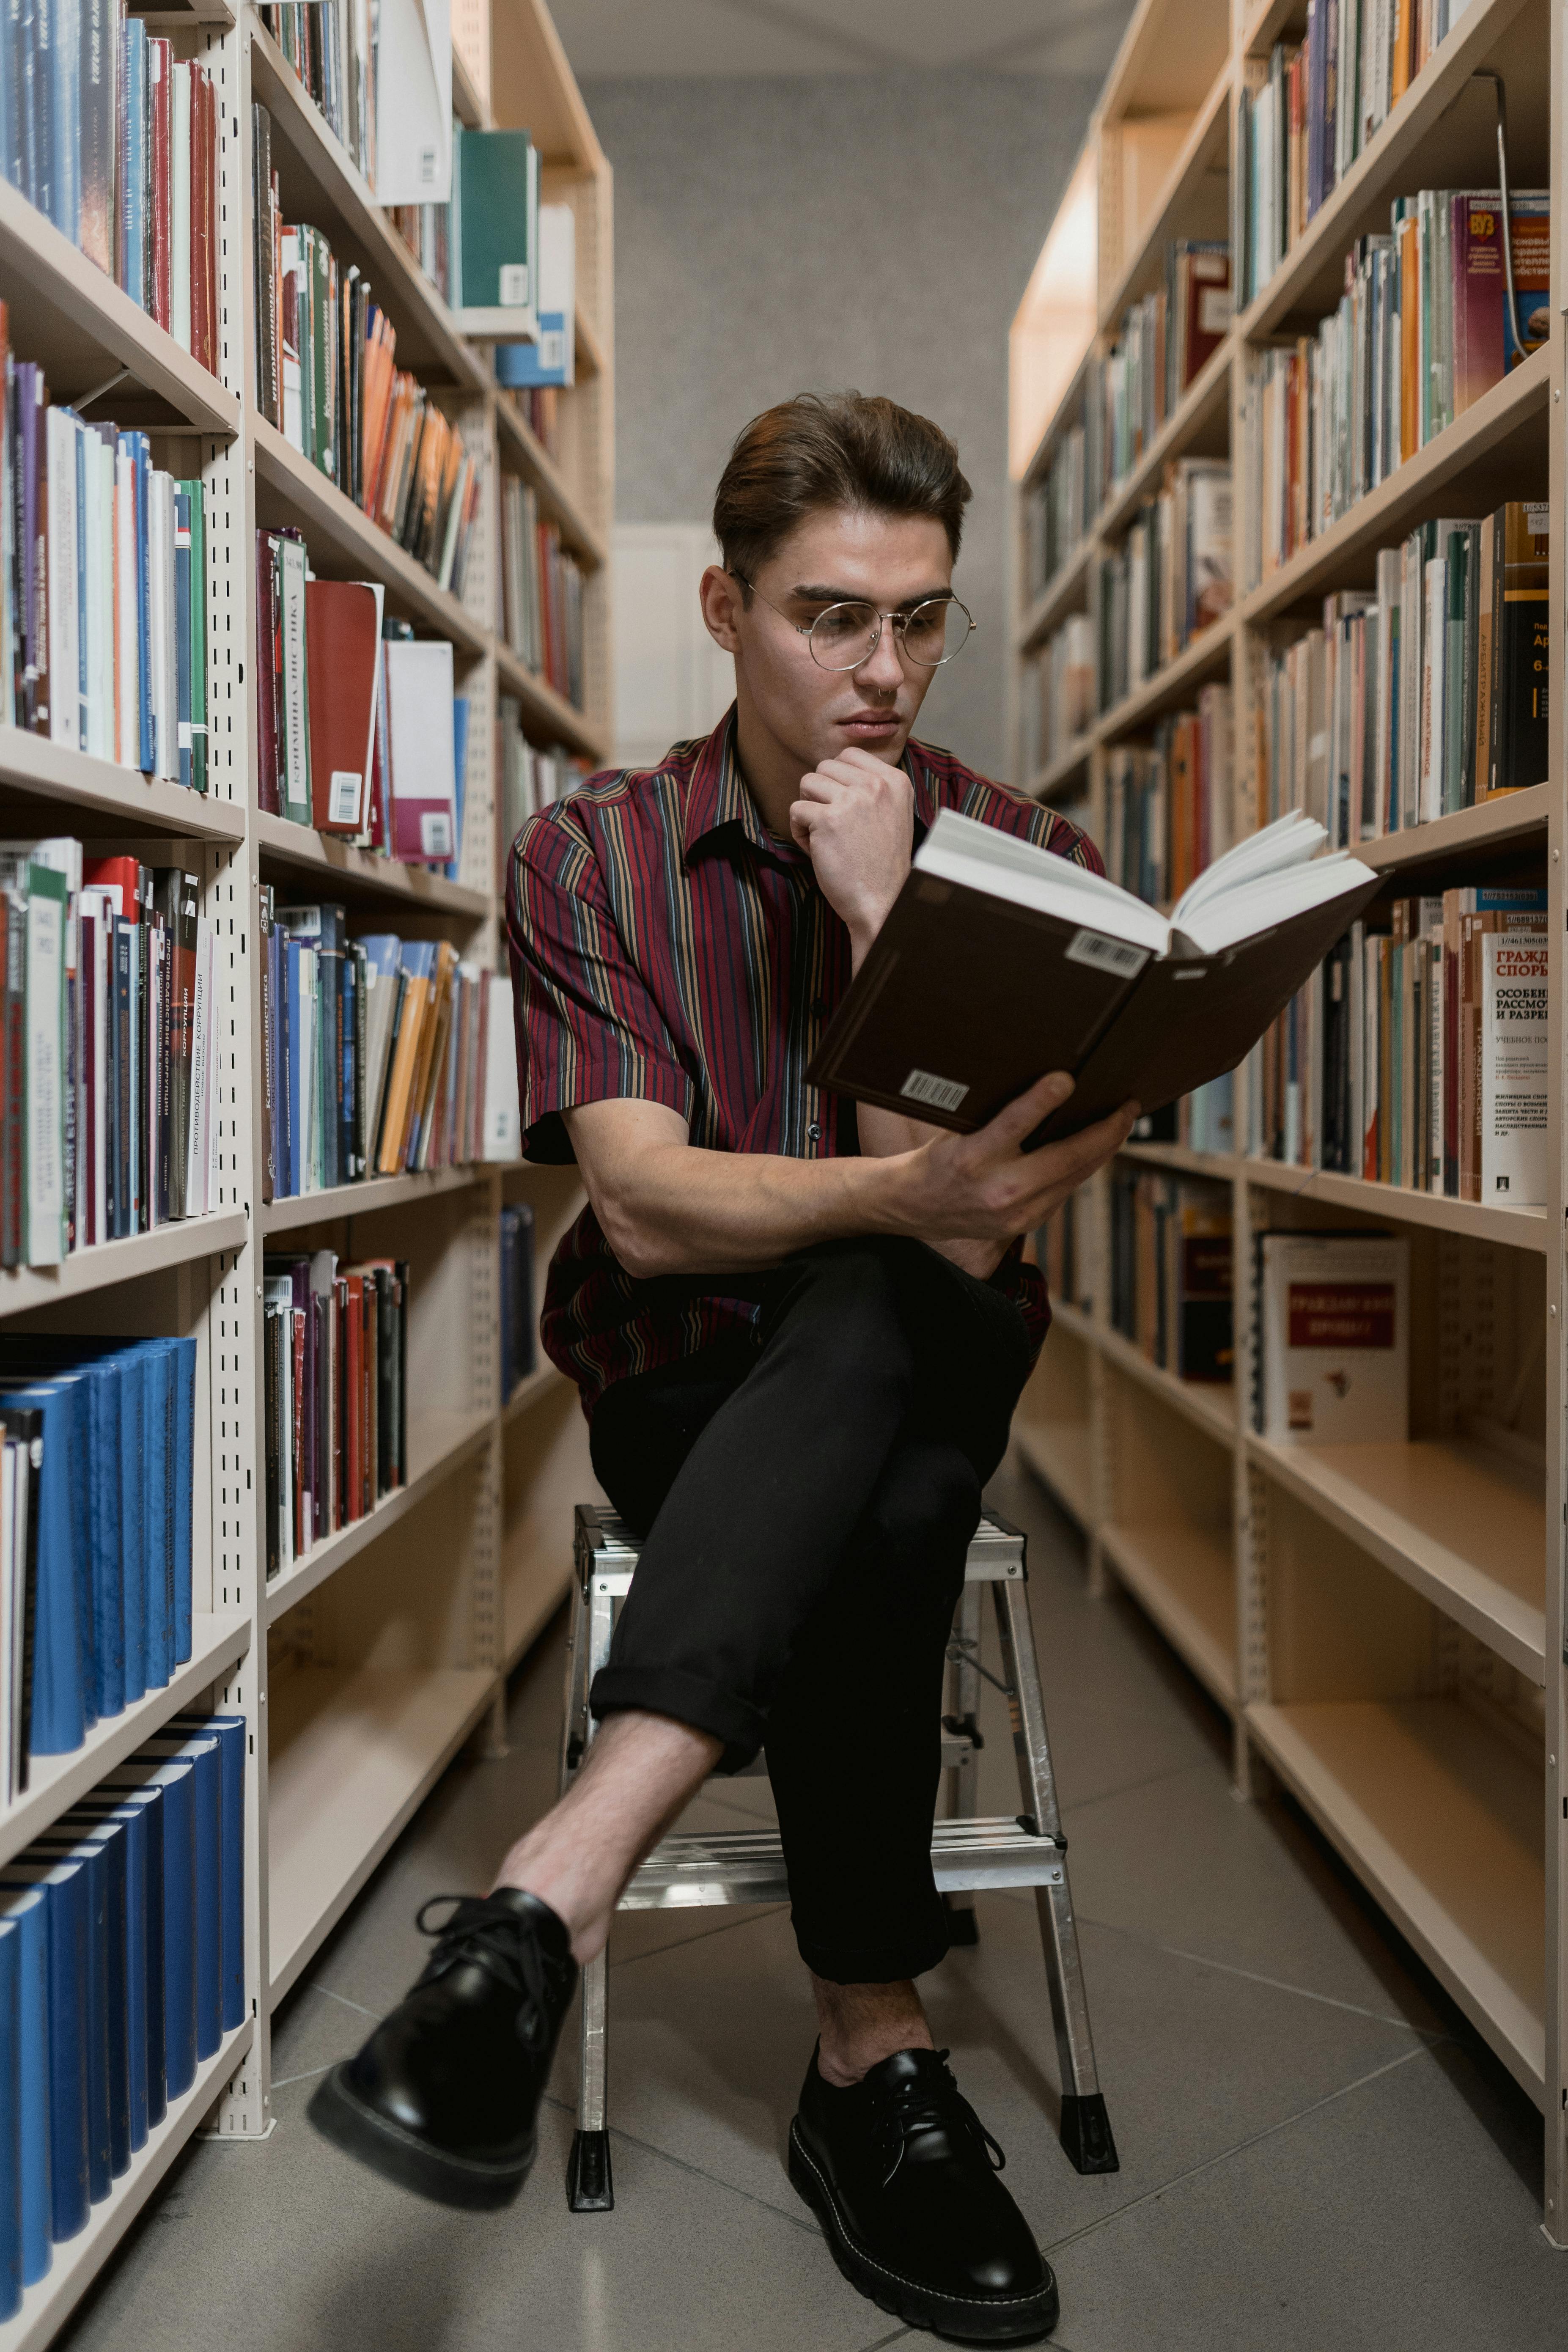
(1007, 0), (1568, 2241)
(0, 1), (612, 2341)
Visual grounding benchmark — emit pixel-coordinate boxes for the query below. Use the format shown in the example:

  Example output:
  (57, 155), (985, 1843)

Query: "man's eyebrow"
(788, 583), (954, 611)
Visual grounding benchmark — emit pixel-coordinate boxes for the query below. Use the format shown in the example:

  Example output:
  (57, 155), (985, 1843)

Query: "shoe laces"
(414, 1894), (555, 2053)
(868, 2050), (1007, 2190)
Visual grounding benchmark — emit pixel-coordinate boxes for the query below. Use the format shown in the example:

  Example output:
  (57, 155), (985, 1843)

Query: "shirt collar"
(682, 705), (939, 865)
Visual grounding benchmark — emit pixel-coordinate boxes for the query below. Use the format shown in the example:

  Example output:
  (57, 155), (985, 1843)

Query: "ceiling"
(550, 0), (1136, 80)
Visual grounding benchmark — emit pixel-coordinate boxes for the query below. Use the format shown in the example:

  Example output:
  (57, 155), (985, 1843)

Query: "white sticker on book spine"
(498, 263), (529, 306)
(329, 769), (362, 827)
(1065, 928), (1148, 978)
(420, 811), (453, 858)
(901, 1069), (969, 1114)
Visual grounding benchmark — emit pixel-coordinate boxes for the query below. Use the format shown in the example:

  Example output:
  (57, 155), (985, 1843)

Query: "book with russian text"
(809, 810), (1382, 1145)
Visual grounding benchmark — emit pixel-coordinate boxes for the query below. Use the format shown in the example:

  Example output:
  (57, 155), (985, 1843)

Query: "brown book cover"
(303, 579), (380, 833)
(374, 960), (428, 1175)
(807, 813), (1382, 1149)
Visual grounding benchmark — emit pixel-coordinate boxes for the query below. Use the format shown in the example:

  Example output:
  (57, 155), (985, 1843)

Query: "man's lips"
(838, 710), (901, 734)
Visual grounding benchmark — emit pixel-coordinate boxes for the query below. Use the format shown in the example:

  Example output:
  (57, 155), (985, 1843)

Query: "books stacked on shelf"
(1109, 1163), (1234, 1383)
(1181, 1072), (1236, 1156)
(1245, 192), (1550, 585)
(496, 206), (577, 392)
(1102, 685), (1235, 901)
(385, 200), (452, 301)
(262, 1250), (408, 1578)
(499, 475), (587, 708)
(496, 700), (586, 874)
(497, 385), (561, 463)
(453, 127), (539, 325)
(1258, 501), (1549, 839)
(1, 319), (209, 785)
(499, 1201), (536, 1399)
(1022, 421), (1089, 605)
(0, 1713), (245, 2306)
(1037, 1188), (1090, 1316)
(255, 532), (470, 867)
(258, 895), (515, 1199)
(251, 110), (483, 598)
(1098, 460), (1232, 711)
(1096, 243), (1232, 498)
(1253, 1231), (1410, 1442)
(0, 27), (220, 377)
(1248, 882), (1548, 1204)
(258, 2), (378, 185)
(1237, 8), (1493, 304)
(1019, 615), (1094, 783)
(0, 848), (218, 1269)
(0, 1332), (196, 1787)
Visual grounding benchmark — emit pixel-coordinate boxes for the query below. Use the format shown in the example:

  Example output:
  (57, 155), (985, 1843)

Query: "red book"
(82, 856), (144, 921)
(255, 534), (280, 813)
(303, 580), (380, 833)
(149, 40), (173, 332)
(189, 67), (211, 375)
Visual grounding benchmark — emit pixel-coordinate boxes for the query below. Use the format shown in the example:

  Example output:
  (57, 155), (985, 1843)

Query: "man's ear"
(700, 564), (744, 654)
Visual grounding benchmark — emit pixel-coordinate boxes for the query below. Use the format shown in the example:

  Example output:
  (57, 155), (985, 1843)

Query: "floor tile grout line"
(538, 2092), (822, 2236)
(1042, 2042), (1431, 2257)
(307, 1981), (384, 2022)
(610, 1904), (791, 1972)
(1057, 1756), (1218, 1821)
(1151, 1940), (1447, 2039)
(270, 2060), (338, 2090)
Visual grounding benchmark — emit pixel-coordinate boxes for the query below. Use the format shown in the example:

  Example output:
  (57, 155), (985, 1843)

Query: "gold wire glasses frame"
(731, 572), (977, 672)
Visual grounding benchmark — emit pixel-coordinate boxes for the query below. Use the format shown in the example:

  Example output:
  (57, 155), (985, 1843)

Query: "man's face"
(713, 506), (955, 777)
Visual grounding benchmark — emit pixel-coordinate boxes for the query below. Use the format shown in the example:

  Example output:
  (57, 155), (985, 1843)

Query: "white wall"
(611, 524), (734, 769)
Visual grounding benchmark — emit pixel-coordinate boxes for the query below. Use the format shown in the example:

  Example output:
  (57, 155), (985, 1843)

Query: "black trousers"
(587, 1237), (1034, 1985)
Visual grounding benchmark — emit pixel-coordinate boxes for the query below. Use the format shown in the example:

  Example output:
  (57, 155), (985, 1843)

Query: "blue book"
(140, 1735), (220, 2062)
(63, 1799), (153, 2153)
(118, 21), (146, 308)
(0, 1916), (22, 2317)
(173, 491), (192, 791)
(0, 1859), (91, 2243)
(110, 1756), (194, 2099)
(26, 1833), (120, 2197)
(73, 417), (87, 750)
(0, 0), (16, 201)
(117, 1348), (147, 1703)
(285, 939), (303, 1199)
(445, 697), (470, 880)
(128, 434), (153, 772)
(167, 1713), (245, 2032)
(169, 1338), (195, 1665)
(141, 1344), (173, 1688)
(0, 1342), (128, 1722)
(0, 1379), (90, 1756)
(0, 1887), (48, 2288)
(97, 1771), (167, 2128)
(25, 0), (49, 222)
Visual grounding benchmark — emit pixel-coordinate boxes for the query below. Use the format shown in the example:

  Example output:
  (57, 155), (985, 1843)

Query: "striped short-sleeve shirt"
(506, 706), (1103, 1417)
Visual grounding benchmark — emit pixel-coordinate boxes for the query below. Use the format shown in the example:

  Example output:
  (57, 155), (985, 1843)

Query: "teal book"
(455, 126), (536, 311)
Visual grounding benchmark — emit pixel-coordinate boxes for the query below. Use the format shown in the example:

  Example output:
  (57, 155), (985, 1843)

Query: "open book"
(808, 810), (1382, 1146)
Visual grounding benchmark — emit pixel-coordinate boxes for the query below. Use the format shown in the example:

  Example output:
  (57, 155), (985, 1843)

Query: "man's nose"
(854, 620), (905, 694)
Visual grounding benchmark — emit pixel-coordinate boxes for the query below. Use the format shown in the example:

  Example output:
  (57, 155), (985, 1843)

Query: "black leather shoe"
(308, 1889), (577, 2210)
(790, 2045), (1059, 2345)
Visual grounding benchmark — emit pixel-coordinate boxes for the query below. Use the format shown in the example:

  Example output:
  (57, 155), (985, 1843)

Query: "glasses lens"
(901, 599), (972, 666)
(808, 601), (880, 670)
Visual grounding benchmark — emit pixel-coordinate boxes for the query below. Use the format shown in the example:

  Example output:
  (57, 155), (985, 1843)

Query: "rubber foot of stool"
(567, 2128), (615, 2212)
(1059, 2092), (1119, 2175)
(942, 1895), (980, 1947)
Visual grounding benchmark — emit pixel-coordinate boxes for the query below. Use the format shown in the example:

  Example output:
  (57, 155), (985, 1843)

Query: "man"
(312, 391), (1134, 2346)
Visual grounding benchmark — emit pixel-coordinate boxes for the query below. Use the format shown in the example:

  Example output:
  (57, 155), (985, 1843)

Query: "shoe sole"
(788, 2122), (1060, 2347)
(308, 2064), (535, 2212)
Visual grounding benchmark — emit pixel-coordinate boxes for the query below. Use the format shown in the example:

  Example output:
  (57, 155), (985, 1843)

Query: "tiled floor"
(58, 1460), (1566, 2352)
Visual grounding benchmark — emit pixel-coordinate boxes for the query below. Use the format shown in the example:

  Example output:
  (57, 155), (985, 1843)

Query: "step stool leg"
(566, 1580), (618, 2209)
(943, 1580), (983, 1946)
(992, 1575), (1119, 2176)
(558, 1577), (590, 1799)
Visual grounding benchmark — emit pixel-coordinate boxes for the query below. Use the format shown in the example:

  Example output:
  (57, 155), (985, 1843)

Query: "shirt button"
(807, 1122), (822, 1141)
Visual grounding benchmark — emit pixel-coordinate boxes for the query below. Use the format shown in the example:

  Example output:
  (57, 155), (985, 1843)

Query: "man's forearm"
(593, 1136), (914, 1278)
(855, 1102), (1007, 1280)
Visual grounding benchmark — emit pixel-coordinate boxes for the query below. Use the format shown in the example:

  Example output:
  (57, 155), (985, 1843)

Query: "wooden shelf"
(1241, 1158), (1549, 1253)
(0, 732), (248, 842)
(1098, 615), (1232, 742)
(502, 1362), (567, 1426)
(1099, 0), (1233, 123)
(1248, 1697), (1544, 2102)
(494, 641), (610, 763)
(1019, 344), (1096, 493)
(253, 809), (492, 918)
(575, 303), (607, 379)
(247, 13), (490, 393)
(1098, 1321), (1237, 1445)
(1237, 0), (1540, 336)
(1098, 332), (1233, 544)
(1241, 0), (1305, 54)
(264, 1408), (497, 1625)
(1099, 1520), (1237, 1705)
(1098, 64), (1233, 334)
(1013, 1414), (1095, 1527)
(1016, 541), (1092, 654)
(252, 417), (488, 654)
(262, 1164), (487, 1235)
(267, 1662), (497, 1999)
(0, 179), (241, 436)
(0, 1615), (251, 1868)
(0, 1211), (248, 1322)
(494, 395), (609, 568)
(1119, 1138), (1241, 1179)
(0, 2017), (254, 2352)
(1351, 783), (1550, 874)
(1249, 1433), (1547, 1682)
(1241, 346), (1551, 626)
(1029, 737), (1094, 804)
(451, 41), (492, 129)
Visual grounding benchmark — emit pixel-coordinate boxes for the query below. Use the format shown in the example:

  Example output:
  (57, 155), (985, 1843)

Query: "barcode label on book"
(420, 811), (453, 858)
(901, 1069), (969, 1114)
(1066, 928), (1148, 978)
(499, 263), (530, 306)
(540, 329), (568, 371)
(329, 770), (362, 826)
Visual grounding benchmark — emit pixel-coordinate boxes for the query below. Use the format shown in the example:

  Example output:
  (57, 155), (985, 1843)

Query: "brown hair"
(713, 392), (971, 591)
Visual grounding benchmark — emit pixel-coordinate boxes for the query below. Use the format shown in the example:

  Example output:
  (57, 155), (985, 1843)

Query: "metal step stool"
(560, 1502), (1119, 2212)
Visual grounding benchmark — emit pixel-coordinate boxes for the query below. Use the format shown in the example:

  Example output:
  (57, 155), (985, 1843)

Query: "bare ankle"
(813, 1976), (934, 2086)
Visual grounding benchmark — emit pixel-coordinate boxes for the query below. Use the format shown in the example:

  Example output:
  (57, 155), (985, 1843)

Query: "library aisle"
(50, 1467), (1564, 2352)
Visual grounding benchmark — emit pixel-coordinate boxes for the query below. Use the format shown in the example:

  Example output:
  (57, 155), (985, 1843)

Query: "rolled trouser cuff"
(791, 1895), (951, 1986)
(589, 1665), (766, 1773)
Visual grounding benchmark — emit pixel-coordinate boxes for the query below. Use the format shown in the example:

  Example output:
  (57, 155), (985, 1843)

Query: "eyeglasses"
(731, 574), (976, 671)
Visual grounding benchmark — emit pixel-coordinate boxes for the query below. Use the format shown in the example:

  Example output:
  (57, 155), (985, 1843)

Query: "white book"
(22, 871), (66, 1264)
(79, 889), (114, 1247)
(172, 63), (192, 353)
(206, 923), (221, 1211)
(148, 921), (164, 1230)
(1373, 545), (1401, 834)
(481, 973), (522, 1161)
(297, 945), (318, 1191)
(81, 432), (109, 761)
(147, 476), (170, 781)
(1480, 931), (1548, 1207)
(114, 442), (138, 768)
(263, 1283), (296, 1574)
(278, 535), (310, 819)
(45, 410), (78, 750)
(280, 231), (305, 453)
(1258, 1231), (1409, 1445)
(161, 475), (179, 783)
